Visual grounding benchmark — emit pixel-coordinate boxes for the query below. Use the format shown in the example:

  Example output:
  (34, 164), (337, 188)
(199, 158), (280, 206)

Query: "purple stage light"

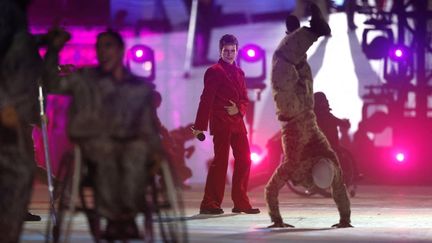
(127, 44), (156, 81)
(247, 49), (256, 58)
(388, 45), (410, 62)
(135, 49), (144, 58)
(239, 44), (264, 62)
(394, 49), (403, 58)
(129, 44), (154, 63)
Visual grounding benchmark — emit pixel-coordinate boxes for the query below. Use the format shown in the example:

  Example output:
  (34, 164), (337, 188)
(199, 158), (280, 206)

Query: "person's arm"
(193, 68), (218, 131)
(41, 28), (71, 93)
(329, 112), (350, 129)
(140, 87), (168, 171)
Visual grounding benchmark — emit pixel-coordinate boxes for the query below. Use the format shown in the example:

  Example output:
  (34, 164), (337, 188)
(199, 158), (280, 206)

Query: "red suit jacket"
(194, 59), (248, 135)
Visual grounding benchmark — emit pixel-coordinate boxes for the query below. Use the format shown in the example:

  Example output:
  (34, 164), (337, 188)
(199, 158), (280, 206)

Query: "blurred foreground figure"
(265, 6), (352, 228)
(44, 30), (165, 239)
(0, 0), (57, 241)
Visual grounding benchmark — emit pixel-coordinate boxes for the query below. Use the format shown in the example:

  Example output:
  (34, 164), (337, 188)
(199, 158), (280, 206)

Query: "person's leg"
(274, 27), (318, 66)
(121, 140), (152, 215)
(0, 123), (36, 242)
(200, 131), (231, 212)
(230, 132), (258, 212)
(315, 0), (330, 22)
(80, 139), (122, 220)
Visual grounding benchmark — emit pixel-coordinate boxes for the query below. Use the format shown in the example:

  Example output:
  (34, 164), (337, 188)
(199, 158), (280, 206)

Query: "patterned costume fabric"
(0, 1), (46, 241)
(45, 66), (163, 220)
(266, 27), (351, 224)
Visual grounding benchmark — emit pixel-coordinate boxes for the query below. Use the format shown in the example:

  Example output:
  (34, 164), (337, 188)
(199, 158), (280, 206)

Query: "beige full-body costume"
(265, 27), (351, 225)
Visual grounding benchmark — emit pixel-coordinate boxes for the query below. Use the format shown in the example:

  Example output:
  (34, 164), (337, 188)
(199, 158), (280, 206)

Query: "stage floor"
(22, 183), (432, 242)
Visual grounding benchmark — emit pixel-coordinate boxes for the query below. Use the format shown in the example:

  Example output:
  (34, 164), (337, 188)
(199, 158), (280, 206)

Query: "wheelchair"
(45, 146), (188, 242)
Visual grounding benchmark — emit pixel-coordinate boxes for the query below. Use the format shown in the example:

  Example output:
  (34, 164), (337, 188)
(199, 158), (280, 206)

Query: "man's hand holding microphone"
(191, 127), (205, 141)
(192, 100), (239, 141)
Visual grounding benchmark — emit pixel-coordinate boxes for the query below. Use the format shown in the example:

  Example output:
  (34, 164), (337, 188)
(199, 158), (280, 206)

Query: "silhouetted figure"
(0, 0), (58, 240)
(314, 92), (351, 149)
(151, 91), (194, 189)
(352, 120), (375, 176)
(167, 124), (195, 188)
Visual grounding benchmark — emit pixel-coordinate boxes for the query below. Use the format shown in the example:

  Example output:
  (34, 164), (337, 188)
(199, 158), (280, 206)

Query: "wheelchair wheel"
(313, 147), (359, 198)
(153, 161), (188, 243)
(45, 152), (75, 243)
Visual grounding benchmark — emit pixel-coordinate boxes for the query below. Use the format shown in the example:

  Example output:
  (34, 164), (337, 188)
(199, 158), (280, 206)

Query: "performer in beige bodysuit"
(265, 4), (352, 228)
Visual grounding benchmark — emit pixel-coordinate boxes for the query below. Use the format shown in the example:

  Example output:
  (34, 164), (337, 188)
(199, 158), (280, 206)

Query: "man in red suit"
(192, 34), (260, 215)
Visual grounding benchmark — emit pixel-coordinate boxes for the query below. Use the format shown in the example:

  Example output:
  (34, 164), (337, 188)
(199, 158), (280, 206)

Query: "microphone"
(196, 133), (206, 141)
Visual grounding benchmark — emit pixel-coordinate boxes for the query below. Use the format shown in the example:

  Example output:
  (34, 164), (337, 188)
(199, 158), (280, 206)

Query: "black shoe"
(25, 212), (41, 221)
(232, 208), (260, 214)
(309, 3), (331, 37)
(199, 208), (224, 215)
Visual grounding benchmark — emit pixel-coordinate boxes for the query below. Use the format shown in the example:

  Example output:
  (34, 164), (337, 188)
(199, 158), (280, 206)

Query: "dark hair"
(285, 15), (300, 33)
(97, 30), (125, 49)
(219, 34), (238, 51)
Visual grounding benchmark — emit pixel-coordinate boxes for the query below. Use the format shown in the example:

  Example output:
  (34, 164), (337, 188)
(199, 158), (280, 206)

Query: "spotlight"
(361, 28), (394, 60)
(383, 44), (414, 84)
(395, 152), (405, 163)
(250, 152), (262, 165)
(249, 144), (265, 166)
(127, 44), (156, 82)
(388, 44), (411, 62)
(237, 44), (266, 90)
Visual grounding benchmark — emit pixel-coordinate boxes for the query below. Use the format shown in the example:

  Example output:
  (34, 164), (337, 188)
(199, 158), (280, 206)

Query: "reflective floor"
(23, 183), (432, 242)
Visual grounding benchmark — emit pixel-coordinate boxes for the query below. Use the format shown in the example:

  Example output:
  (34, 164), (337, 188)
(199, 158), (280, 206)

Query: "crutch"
(38, 82), (57, 232)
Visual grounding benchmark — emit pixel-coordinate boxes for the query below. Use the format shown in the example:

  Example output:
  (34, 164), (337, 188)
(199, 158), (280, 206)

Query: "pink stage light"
(250, 152), (262, 165)
(395, 152), (405, 163)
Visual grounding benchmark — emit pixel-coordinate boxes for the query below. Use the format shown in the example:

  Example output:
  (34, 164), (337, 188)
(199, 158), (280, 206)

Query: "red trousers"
(200, 130), (252, 209)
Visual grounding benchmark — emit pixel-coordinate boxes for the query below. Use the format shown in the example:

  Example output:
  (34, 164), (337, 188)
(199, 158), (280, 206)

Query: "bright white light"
(250, 152), (261, 165)
(395, 152), (405, 162)
(143, 61), (153, 71)
(247, 49), (256, 58)
(135, 49), (144, 58)
(395, 49), (403, 58)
